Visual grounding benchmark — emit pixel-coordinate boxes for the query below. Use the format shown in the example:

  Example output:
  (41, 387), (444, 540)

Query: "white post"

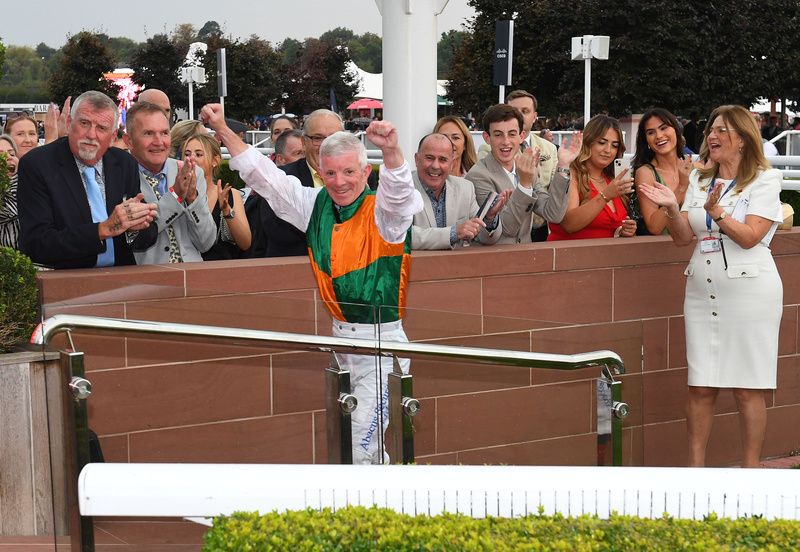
(572, 35), (609, 127)
(376, 0), (449, 158)
(220, 97), (225, 111)
(584, 57), (591, 124)
(499, 84), (505, 104)
(188, 81), (194, 121)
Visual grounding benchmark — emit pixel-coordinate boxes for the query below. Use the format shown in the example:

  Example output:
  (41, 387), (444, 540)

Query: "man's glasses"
(304, 134), (327, 145)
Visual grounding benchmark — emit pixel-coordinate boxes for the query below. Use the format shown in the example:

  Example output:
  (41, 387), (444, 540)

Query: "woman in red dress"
(548, 115), (637, 240)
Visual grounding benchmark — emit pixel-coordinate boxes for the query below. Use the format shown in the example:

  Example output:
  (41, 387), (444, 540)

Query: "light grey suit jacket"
(411, 172), (501, 250)
(133, 158), (217, 264)
(465, 153), (569, 244)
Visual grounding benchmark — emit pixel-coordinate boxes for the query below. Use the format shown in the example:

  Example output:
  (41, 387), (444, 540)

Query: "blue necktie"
(83, 166), (115, 267)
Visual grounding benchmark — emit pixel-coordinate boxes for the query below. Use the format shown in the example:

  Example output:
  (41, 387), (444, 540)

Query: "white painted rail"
(78, 463), (800, 520)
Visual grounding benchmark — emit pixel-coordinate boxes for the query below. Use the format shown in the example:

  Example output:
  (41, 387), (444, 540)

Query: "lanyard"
(705, 177), (737, 232)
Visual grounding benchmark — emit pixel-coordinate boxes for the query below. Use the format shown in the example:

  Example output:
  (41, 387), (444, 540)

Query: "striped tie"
(144, 174), (183, 263)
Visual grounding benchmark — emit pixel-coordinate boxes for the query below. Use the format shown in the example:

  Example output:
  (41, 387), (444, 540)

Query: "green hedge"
(0, 247), (39, 353)
(202, 506), (800, 551)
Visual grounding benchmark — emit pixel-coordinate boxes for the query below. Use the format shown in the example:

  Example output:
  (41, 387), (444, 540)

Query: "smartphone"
(614, 158), (631, 179)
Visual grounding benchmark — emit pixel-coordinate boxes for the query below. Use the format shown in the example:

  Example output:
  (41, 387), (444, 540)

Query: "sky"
(3, 0), (475, 49)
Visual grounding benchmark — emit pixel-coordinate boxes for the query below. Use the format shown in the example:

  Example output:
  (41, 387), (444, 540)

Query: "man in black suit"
(258, 109), (378, 257)
(18, 91), (157, 269)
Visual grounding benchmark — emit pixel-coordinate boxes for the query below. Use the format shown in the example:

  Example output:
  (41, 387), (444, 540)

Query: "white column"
(376, 0), (449, 159)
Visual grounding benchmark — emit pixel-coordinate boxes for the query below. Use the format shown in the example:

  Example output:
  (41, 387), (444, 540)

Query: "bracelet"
(713, 211), (727, 223)
(556, 166), (570, 179)
(662, 208), (675, 220)
(597, 190), (609, 202)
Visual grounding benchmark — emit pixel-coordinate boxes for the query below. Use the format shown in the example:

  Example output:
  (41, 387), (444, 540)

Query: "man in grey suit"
(466, 104), (580, 244)
(123, 101), (216, 264)
(412, 133), (508, 250)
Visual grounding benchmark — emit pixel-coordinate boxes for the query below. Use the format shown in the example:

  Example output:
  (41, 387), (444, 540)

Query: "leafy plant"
(0, 247), (39, 353)
(202, 506), (800, 551)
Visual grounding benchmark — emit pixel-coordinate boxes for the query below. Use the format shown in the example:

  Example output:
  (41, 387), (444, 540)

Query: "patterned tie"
(143, 173), (183, 263)
(83, 166), (115, 267)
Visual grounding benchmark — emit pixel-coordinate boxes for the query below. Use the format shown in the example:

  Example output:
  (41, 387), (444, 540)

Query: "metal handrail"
(35, 314), (625, 374)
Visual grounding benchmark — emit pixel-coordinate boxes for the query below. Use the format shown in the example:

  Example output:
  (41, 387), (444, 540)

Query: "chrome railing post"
(387, 356), (419, 464)
(325, 354), (356, 464)
(600, 366), (629, 467)
(59, 349), (94, 552)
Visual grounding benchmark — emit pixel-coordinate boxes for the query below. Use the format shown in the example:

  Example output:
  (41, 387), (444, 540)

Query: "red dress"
(547, 178), (628, 240)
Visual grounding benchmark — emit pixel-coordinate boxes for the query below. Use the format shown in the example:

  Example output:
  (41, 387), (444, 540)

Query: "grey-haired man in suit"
(466, 104), (580, 244)
(412, 133), (508, 250)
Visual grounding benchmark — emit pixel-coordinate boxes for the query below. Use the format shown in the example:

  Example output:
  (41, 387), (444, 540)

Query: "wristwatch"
(556, 166), (570, 178)
(223, 209), (235, 220)
(713, 211), (727, 223)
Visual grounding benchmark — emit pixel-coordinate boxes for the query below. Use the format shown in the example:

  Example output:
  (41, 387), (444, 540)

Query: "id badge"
(700, 236), (721, 253)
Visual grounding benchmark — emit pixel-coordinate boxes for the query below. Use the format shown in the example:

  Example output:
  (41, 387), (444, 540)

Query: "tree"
(348, 32), (382, 73)
(437, 30), (465, 79)
(0, 39), (5, 83)
(0, 45), (50, 102)
(35, 42), (56, 62)
(320, 27), (356, 43)
(47, 32), (118, 103)
(280, 37), (360, 115)
(129, 34), (188, 111)
(447, 0), (800, 120)
(277, 38), (303, 66)
(106, 36), (140, 67)
(196, 35), (283, 120)
(197, 20), (223, 41)
(169, 23), (198, 58)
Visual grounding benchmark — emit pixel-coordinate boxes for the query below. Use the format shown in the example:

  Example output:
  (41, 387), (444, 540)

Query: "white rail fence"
(79, 463), (800, 521)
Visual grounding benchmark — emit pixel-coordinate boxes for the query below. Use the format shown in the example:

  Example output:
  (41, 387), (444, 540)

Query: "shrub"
(0, 247), (39, 353)
(202, 506), (800, 551)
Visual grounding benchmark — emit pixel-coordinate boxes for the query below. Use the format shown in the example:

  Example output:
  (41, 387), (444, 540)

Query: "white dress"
(681, 168), (784, 389)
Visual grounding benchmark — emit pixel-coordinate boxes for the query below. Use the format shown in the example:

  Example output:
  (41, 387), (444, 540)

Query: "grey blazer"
(411, 172), (501, 250)
(133, 158), (217, 264)
(465, 153), (569, 244)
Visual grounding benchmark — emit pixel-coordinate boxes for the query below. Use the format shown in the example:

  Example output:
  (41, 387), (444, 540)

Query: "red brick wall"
(38, 232), (800, 467)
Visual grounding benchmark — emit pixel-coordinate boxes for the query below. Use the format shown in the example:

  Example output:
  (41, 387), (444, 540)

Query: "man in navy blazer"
(18, 91), (158, 269)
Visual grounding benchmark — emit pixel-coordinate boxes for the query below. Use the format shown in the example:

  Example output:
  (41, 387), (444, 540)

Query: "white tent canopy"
(750, 98), (798, 118)
(349, 61), (448, 101)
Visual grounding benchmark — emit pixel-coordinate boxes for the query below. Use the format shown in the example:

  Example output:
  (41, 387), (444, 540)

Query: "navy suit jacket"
(18, 137), (156, 269)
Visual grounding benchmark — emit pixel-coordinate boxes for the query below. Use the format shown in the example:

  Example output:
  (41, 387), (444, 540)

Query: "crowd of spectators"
(0, 85), (789, 469)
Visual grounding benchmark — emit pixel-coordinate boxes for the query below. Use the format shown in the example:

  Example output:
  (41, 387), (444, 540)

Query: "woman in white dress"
(639, 105), (783, 468)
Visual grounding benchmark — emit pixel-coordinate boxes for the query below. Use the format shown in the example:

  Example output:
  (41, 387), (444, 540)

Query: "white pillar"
(376, 0), (449, 159)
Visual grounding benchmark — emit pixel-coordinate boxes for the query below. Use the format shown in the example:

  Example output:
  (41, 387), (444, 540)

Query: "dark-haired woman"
(632, 108), (693, 235)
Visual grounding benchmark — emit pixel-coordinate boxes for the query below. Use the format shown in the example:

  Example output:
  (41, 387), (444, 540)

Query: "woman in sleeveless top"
(632, 108), (693, 235)
(548, 115), (636, 240)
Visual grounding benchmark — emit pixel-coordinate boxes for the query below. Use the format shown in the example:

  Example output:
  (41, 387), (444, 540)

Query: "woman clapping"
(632, 108), (693, 235)
(639, 105), (784, 467)
(548, 115), (636, 240)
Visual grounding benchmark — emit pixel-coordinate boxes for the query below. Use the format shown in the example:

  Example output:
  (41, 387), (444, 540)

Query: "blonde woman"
(433, 116), (477, 177)
(182, 133), (251, 259)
